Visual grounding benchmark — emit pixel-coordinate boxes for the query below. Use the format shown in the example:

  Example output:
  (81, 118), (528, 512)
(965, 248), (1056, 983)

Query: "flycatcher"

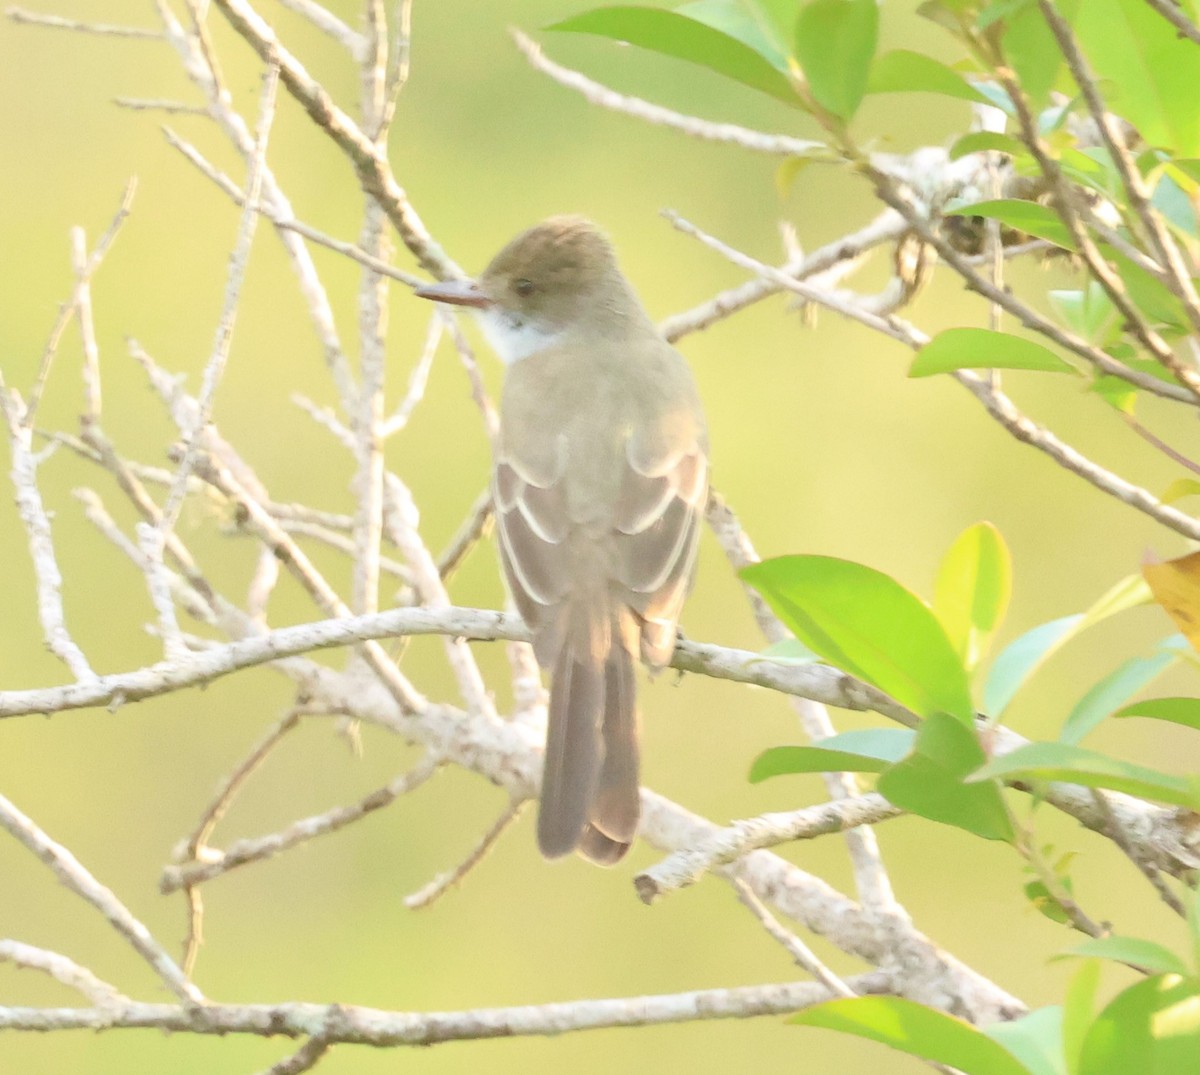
(415, 217), (708, 864)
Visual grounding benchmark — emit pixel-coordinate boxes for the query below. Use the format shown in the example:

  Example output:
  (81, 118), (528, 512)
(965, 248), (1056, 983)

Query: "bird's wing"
(613, 424), (708, 667)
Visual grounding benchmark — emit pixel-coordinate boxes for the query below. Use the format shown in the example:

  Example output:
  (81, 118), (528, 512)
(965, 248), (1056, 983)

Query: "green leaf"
(1079, 975), (1200, 1074)
(912, 328), (1077, 377)
(1063, 960), (1102, 1075)
(1048, 282), (1119, 346)
(985, 615), (1082, 718)
(878, 713), (1015, 841)
(1161, 479), (1200, 506)
(1108, 246), (1190, 332)
(1060, 937), (1190, 977)
(949, 131), (1028, 161)
(1089, 373), (1137, 415)
(1072, 0), (1200, 156)
(982, 575), (1152, 718)
(1059, 649), (1178, 744)
(985, 1007), (1067, 1075)
(970, 742), (1200, 809)
(742, 556), (974, 722)
(867, 49), (993, 104)
(1189, 886), (1200, 977)
(944, 199), (1076, 249)
(750, 729), (916, 781)
(547, 6), (800, 104)
(1026, 879), (1072, 925)
(934, 521), (1012, 674)
(676, 0), (791, 65)
(1002, 1), (1066, 110)
(1115, 696), (1200, 732)
(794, 0), (878, 119)
(791, 996), (1034, 1075)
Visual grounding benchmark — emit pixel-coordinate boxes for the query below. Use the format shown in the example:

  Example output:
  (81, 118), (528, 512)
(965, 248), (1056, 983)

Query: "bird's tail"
(537, 604), (640, 864)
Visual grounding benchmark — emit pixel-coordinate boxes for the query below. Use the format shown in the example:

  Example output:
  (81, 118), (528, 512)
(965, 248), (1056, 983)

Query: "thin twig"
(512, 29), (826, 159)
(1141, 0), (1200, 45)
(259, 1036), (333, 1075)
(210, 0), (458, 278)
(667, 210), (1200, 542)
(26, 179), (137, 423)
(404, 798), (525, 909)
(7, 6), (161, 37)
(0, 793), (204, 1004)
(0, 392), (96, 680)
(0, 941), (125, 1007)
(733, 881), (857, 998)
(162, 756), (440, 892)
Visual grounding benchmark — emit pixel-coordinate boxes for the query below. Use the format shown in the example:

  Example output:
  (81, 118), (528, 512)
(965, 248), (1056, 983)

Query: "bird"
(414, 216), (708, 864)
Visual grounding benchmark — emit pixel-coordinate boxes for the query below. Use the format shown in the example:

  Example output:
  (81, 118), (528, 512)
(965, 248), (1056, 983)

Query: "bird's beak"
(413, 278), (493, 309)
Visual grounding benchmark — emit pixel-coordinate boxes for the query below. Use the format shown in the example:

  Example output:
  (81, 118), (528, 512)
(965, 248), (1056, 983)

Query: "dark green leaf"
(742, 556), (974, 722)
(867, 49), (993, 104)
(791, 996), (1034, 1075)
(912, 328), (1077, 377)
(1115, 696), (1200, 732)
(794, 0), (878, 119)
(934, 521), (1012, 673)
(1060, 937), (1190, 977)
(878, 713), (1015, 842)
(945, 199), (1076, 249)
(970, 742), (1200, 809)
(1079, 975), (1200, 1074)
(750, 729), (916, 781)
(547, 6), (800, 104)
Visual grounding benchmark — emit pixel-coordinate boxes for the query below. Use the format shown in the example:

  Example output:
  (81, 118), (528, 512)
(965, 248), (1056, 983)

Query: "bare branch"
(0, 975), (891, 1040)
(638, 794), (903, 901)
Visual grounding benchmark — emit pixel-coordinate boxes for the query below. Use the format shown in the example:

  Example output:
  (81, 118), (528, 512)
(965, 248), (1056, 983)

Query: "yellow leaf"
(1143, 551), (1200, 651)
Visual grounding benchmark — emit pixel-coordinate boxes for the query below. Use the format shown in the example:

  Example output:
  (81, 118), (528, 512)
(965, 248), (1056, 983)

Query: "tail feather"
(537, 643), (602, 858)
(589, 642), (639, 848)
(537, 607), (640, 864)
(577, 824), (632, 866)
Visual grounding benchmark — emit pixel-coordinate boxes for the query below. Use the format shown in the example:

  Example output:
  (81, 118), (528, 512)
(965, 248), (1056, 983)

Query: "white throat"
(475, 307), (563, 364)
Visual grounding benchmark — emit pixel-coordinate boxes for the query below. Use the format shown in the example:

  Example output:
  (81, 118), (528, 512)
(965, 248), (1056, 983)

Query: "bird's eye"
(514, 278), (535, 296)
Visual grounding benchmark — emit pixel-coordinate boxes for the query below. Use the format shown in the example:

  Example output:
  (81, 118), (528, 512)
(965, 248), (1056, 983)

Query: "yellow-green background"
(1, 2), (1195, 1072)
